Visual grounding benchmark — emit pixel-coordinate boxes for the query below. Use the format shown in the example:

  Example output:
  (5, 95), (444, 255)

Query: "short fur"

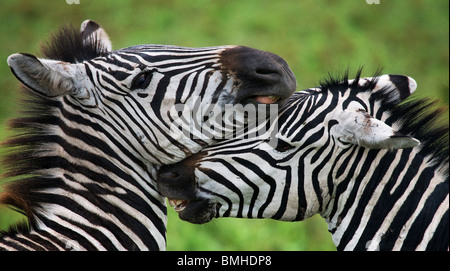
(319, 69), (448, 175)
(0, 23), (108, 234)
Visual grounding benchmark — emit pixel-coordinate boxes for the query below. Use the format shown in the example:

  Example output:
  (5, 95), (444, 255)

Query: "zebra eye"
(130, 70), (153, 90)
(275, 139), (295, 152)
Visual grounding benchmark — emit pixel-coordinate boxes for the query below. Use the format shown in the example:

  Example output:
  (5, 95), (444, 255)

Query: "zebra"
(158, 71), (449, 250)
(0, 20), (296, 250)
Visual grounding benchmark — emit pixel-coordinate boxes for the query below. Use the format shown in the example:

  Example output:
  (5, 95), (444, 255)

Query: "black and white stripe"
(159, 71), (448, 251)
(0, 20), (296, 250)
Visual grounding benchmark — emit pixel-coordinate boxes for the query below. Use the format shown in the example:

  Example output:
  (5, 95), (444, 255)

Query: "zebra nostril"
(253, 67), (281, 82)
(220, 46), (296, 104)
(255, 68), (278, 76)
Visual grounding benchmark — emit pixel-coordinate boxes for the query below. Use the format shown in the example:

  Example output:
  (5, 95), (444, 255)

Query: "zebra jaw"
(168, 199), (189, 212)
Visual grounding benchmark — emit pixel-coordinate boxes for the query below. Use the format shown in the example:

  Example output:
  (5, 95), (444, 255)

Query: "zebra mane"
(0, 88), (58, 227)
(40, 23), (108, 63)
(319, 69), (449, 175)
(0, 24), (103, 230)
(391, 99), (448, 172)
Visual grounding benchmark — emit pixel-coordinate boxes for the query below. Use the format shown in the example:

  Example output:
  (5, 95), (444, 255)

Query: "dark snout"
(220, 46), (297, 106)
(157, 153), (217, 224)
(157, 164), (197, 201)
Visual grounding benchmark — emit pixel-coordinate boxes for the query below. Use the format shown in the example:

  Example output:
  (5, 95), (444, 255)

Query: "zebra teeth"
(254, 95), (280, 104)
(168, 199), (189, 213)
(268, 95), (280, 102)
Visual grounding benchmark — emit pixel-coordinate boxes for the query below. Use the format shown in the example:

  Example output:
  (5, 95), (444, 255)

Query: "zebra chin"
(157, 162), (220, 224)
(172, 199), (220, 224)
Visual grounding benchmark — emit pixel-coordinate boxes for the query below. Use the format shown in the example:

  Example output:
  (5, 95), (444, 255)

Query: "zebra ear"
(80, 20), (112, 52)
(373, 74), (417, 104)
(333, 109), (420, 149)
(7, 53), (91, 99)
(351, 74), (417, 104)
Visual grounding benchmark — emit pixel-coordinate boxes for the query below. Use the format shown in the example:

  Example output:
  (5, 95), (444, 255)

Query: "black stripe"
(295, 148), (315, 221)
(100, 74), (128, 95)
(38, 215), (98, 250)
(426, 208), (449, 250)
(133, 51), (216, 64)
(200, 169), (238, 217)
(219, 159), (258, 218)
(61, 97), (149, 170)
(400, 178), (447, 250)
(388, 74), (411, 101)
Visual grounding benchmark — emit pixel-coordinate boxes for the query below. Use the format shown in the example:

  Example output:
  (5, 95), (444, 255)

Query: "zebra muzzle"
(158, 158), (218, 224)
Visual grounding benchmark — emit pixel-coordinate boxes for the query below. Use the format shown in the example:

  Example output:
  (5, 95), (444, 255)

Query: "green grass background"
(0, 0), (448, 251)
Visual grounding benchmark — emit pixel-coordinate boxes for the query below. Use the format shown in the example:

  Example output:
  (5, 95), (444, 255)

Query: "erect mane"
(0, 89), (60, 229)
(318, 67), (383, 94)
(320, 69), (449, 175)
(0, 23), (106, 231)
(390, 99), (449, 173)
(40, 23), (108, 63)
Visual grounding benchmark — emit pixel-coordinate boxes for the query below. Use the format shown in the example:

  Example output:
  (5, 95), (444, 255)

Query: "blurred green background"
(0, 0), (448, 251)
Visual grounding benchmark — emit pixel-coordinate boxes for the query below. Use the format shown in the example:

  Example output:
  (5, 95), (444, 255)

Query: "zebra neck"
(1, 113), (168, 250)
(0, 93), (171, 250)
(321, 147), (448, 251)
(1, 162), (167, 251)
(42, 138), (169, 248)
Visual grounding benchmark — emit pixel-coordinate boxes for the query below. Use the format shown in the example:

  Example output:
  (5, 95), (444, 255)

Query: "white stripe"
(415, 189), (449, 250)
(348, 156), (428, 250)
(99, 194), (166, 250)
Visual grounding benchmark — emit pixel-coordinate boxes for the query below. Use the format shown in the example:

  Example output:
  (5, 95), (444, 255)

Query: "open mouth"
(244, 95), (281, 105)
(253, 95), (281, 104)
(168, 198), (189, 213)
(167, 197), (218, 224)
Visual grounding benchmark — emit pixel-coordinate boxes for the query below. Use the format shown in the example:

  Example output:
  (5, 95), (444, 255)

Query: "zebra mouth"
(158, 160), (219, 224)
(244, 95), (281, 105)
(168, 198), (189, 213)
(253, 95), (280, 104)
(167, 197), (218, 224)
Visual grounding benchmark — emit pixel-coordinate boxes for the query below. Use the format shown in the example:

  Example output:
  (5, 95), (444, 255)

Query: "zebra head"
(1, 20), (296, 250)
(7, 20), (296, 165)
(157, 72), (427, 224)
